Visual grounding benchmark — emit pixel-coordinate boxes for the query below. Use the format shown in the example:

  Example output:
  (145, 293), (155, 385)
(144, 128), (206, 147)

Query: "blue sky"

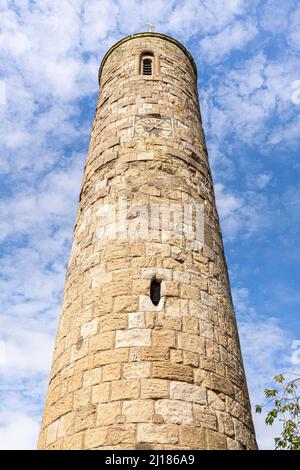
(0, 0), (300, 449)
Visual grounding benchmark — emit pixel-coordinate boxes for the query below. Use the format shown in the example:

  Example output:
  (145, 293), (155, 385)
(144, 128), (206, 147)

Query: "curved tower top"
(98, 32), (198, 82)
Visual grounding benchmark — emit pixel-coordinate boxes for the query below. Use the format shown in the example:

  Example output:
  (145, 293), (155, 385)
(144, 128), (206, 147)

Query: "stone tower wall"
(38, 33), (257, 450)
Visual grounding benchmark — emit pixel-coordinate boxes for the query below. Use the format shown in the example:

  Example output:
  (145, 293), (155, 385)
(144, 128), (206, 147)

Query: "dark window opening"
(150, 278), (161, 306)
(143, 58), (153, 75)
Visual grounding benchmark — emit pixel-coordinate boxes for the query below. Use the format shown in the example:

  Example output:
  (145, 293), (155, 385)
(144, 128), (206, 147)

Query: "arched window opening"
(150, 278), (161, 306)
(143, 58), (153, 75)
(140, 51), (154, 76)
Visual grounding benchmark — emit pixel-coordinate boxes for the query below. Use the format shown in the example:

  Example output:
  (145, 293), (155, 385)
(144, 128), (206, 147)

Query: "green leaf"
(273, 374), (285, 384)
(265, 388), (278, 398)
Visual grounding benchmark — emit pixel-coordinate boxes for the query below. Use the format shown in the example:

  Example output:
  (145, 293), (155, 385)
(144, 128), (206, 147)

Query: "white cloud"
(167, 0), (246, 39)
(0, 413), (39, 450)
(260, 0), (295, 34)
(288, 6), (300, 50)
(200, 20), (257, 63)
(0, 330), (54, 375)
(214, 183), (269, 240)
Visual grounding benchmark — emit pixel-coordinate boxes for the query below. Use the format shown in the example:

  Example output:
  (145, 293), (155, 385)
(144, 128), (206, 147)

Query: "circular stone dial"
(135, 117), (172, 138)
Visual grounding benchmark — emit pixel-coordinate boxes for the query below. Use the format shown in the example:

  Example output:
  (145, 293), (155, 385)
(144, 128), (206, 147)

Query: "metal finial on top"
(146, 23), (156, 32)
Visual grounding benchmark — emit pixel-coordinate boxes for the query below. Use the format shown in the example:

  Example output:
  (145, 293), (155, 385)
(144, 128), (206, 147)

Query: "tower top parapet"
(98, 31), (198, 83)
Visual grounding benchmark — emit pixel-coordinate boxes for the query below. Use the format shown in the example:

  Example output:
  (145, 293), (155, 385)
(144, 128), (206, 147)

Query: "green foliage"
(256, 373), (300, 450)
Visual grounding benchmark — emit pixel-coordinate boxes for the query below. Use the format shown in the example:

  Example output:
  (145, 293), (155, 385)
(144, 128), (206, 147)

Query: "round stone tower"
(38, 32), (257, 450)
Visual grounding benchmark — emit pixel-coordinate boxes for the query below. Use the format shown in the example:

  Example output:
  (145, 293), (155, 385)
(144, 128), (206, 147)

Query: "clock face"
(134, 116), (172, 138)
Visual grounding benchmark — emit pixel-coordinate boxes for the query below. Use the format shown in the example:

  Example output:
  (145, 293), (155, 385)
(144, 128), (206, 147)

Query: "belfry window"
(140, 51), (154, 76)
(150, 278), (161, 306)
(143, 58), (152, 75)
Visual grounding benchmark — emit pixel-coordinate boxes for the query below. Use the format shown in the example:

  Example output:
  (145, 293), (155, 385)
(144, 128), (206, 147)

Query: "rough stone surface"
(38, 32), (257, 450)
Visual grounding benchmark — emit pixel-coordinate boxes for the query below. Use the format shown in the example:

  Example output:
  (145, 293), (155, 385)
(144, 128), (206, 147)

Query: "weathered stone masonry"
(38, 32), (257, 450)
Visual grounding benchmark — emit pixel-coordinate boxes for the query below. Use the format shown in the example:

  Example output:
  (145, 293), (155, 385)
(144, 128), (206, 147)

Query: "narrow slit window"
(143, 58), (152, 75)
(150, 278), (161, 306)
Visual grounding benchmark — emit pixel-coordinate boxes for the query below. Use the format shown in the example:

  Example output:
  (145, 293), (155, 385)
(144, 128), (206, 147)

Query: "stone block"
(96, 402), (122, 426)
(94, 348), (129, 367)
(178, 333), (205, 354)
(63, 431), (84, 450)
(137, 424), (178, 444)
(156, 399), (193, 424)
(80, 318), (99, 338)
(73, 387), (91, 409)
(179, 426), (206, 448)
(100, 314), (128, 332)
(182, 316), (199, 334)
(128, 312), (145, 328)
(83, 367), (102, 387)
(152, 362), (193, 383)
(211, 374), (234, 397)
(74, 404), (96, 432)
(111, 380), (140, 401)
(115, 328), (151, 348)
(123, 400), (154, 422)
(89, 331), (115, 352)
(193, 404), (217, 430)
(153, 330), (176, 348)
(46, 420), (59, 446)
(91, 383), (110, 404)
(85, 427), (107, 449)
(123, 362), (151, 379)
(206, 429), (227, 450)
(141, 379), (169, 399)
(170, 381), (207, 404)
(141, 347), (170, 362)
(102, 363), (121, 382)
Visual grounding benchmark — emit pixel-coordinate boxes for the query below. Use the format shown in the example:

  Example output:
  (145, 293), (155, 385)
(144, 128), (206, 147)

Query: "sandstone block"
(63, 431), (84, 450)
(137, 424), (178, 444)
(206, 429), (227, 450)
(211, 374), (234, 397)
(141, 347), (170, 362)
(141, 379), (169, 399)
(94, 348), (129, 367)
(182, 316), (199, 334)
(170, 349), (183, 363)
(89, 331), (115, 352)
(156, 399), (193, 425)
(113, 295), (139, 313)
(170, 381), (207, 404)
(178, 333), (205, 354)
(85, 427), (107, 449)
(83, 367), (102, 387)
(100, 314), (127, 332)
(111, 379), (140, 401)
(74, 404), (96, 432)
(207, 390), (226, 411)
(96, 402), (122, 426)
(123, 362), (151, 379)
(179, 426), (206, 448)
(102, 363), (121, 382)
(152, 362), (193, 383)
(91, 383), (110, 404)
(80, 318), (99, 338)
(193, 404), (217, 430)
(183, 351), (199, 367)
(123, 400), (154, 422)
(128, 312), (145, 328)
(153, 330), (176, 348)
(115, 328), (151, 348)
(46, 420), (59, 446)
(73, 387), (91, 409)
